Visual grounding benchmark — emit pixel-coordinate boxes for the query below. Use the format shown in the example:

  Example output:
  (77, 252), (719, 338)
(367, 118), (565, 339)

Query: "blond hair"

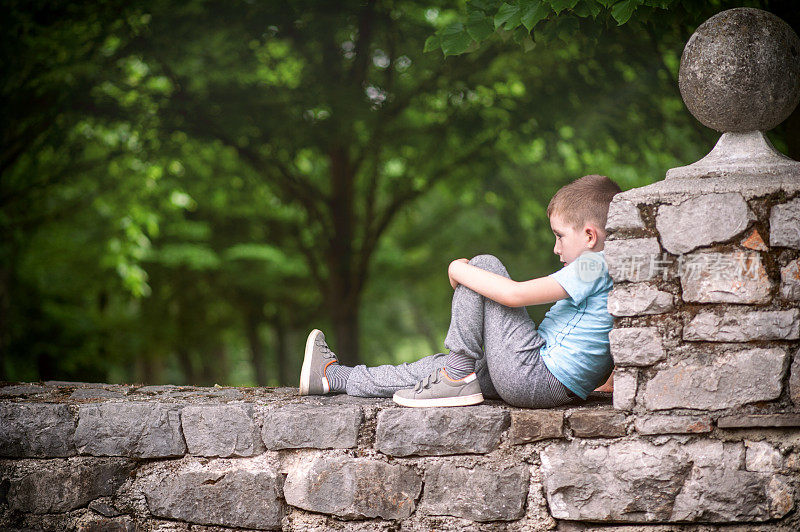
(546, 174), (622, 233)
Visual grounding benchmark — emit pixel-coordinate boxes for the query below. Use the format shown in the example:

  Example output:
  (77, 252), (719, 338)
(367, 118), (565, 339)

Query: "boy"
(300, 174), (621, 408)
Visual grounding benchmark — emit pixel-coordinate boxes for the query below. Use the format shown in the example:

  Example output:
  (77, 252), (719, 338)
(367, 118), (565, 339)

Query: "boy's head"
(547, 174), (622, 266)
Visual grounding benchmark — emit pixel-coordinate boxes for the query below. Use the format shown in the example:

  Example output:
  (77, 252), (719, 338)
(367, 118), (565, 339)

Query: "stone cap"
(678, 7), (800, 133)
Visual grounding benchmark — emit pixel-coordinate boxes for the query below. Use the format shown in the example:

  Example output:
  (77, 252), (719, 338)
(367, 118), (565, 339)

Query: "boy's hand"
(448, 258), (469, 290)
(593, 368), (615, 393)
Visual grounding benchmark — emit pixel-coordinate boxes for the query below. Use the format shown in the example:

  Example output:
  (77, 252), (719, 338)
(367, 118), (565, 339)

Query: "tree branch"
(355, 134), (495, 292)
(149, 55), (334, 239)
(350, 0), (378, 86)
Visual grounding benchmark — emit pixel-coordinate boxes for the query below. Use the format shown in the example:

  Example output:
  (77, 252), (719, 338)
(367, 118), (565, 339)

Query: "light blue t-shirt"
(537, 250), (614, 400)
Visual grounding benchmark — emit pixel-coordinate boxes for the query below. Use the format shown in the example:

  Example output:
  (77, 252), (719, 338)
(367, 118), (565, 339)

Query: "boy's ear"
(583, 223), (602, 247)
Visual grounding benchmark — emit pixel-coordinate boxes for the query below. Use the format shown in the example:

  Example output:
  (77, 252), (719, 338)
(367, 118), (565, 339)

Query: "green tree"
(5, 0), (794, 385)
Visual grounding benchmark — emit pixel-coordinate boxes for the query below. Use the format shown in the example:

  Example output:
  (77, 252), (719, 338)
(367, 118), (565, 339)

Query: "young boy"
(300, 174), (621, 408)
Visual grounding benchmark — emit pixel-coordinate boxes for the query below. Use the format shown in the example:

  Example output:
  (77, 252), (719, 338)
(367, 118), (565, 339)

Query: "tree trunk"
(245, 309), (268, 386)
(200, 343), (225, 386)
(274, 318), (290, 386)
(140, 356), (158, 385)
(176, 347), (195, 385)
(409, 299), (441, 356)
(326, 144), (364, 366)
(0, 264), (9, 380)
(0, 237), (18, 380)
(328, 288), (362, 366)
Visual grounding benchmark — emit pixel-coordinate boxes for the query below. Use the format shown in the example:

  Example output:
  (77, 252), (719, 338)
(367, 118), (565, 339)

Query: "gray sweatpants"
(346, 254), (576, 408)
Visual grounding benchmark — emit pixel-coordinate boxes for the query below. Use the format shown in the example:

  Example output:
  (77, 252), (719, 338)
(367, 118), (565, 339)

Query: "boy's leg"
(301, 328), (493, 398)
(345, 352), (446, 397)
(443, 254), (574, 408)
(306, 254), (573, 406)
(345, 350), (497, 398)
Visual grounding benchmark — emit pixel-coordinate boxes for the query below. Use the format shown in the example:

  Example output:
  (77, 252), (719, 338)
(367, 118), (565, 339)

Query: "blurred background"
(2, 0), (797, 387)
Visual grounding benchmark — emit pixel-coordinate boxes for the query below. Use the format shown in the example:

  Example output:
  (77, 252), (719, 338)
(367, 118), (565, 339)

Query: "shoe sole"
(299, 329), (321, 395)
(392, 392), (484, 408)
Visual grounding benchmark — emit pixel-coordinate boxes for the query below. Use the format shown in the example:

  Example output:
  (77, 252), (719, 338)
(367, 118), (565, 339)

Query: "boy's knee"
(469, 254), (501, 268)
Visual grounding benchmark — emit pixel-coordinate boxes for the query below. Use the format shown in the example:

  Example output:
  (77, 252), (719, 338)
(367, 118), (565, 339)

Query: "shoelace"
(414, 370), (441, 392)
(316, 339), (337, 360)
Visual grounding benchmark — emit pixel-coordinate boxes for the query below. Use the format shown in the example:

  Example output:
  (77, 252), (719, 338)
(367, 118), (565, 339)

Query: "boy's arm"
(448, 261), (569, 308)
(510, 276), (569, 307)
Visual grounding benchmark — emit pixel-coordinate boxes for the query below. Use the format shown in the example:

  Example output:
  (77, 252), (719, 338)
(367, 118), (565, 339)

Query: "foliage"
(1, 0), (795, 385)
(422, 0), (767, 56)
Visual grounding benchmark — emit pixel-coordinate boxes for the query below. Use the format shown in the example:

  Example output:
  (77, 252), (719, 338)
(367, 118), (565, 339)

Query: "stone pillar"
(605, 7), (800, 421)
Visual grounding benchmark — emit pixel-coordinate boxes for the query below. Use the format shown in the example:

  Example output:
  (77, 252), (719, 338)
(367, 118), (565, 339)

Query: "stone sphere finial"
(678, 7), (800, 133)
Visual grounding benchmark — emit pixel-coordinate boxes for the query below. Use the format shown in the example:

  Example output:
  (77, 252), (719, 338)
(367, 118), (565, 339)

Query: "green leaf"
(494, 3), (521, 29)
(423, 34), (441, 53)
(466, 10), (495, 41)
(513, 25), (530, 44)
(467, 0), (501, 13)
(440, 23), (474, 56)
(611, 0), (641, 25)
(520, 0), (550, 31)
(537, 15), (579, 43)
(573, 0), (602, 17)
(549, 0), (579, 14)
(643, 0), (672, 7)
(153, 244), (220, 270)
(556, 15), (580, 41)
(224, 243), (286, 262)
(521, 35), (536, 51)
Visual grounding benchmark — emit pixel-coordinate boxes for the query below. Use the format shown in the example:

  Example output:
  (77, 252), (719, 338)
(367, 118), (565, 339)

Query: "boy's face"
(550, 213), (601, 266)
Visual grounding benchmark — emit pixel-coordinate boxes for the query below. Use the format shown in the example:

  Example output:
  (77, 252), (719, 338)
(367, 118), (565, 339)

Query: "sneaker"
(299, 329), (339, 395)
(393, 367), (484, 407)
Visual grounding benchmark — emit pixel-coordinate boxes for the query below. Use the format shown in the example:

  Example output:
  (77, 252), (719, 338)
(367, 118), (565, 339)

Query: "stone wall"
(3, 8), (799, 532)
(1, 381), (799, 531)
(603, 178), (800, 418)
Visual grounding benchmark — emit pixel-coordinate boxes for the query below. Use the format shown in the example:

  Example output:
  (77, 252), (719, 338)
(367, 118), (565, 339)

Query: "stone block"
(607, 284), (674, 317)
(672, 459), (794, 522)
(684, 309), (800, 341)
(612, 368), (637, 411)
(70, 388), (127, 400)
(791, 349), (800, 405)
(770, 196), (800, 248)
(0, 384), (47, 397)
(656, 193), (754, 255)
(144, 457), (284, 529)
(606, 198), (645, 231)
(419, 462), (528, 521)
(76, 402), (186, 458)
(605, 238), (663, 282)
(76, 515), (135, 532)
(283, 455), (421, 519)
(641, 347), (787, 410)
(259, 403), (361, 450)
(634, 414), (713, 435)
(741, 228), (769, 251)
(541, 439), (794, 522)
(509, 410), (563, 444)
(374, 406), (509, 456)
(609, 327), (665, 366)
(717, 413), (800, 428)
(88, 499), (123, 517)
(134, 385), (243, 400)
(781, 258), (800, 300)
(745, 441), (783, 472)
(6, 457), (134, 513)
(680, 251), (771, 304)
(568, 410), (627, 438)
(0, 403), (76, 457)
(182, 404), (262, 457)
